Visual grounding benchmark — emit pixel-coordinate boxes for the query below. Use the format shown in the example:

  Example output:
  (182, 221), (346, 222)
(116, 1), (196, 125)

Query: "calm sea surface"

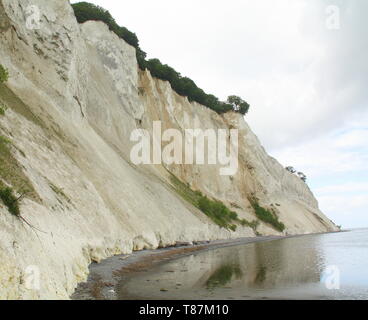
(117, 229), (368, 300)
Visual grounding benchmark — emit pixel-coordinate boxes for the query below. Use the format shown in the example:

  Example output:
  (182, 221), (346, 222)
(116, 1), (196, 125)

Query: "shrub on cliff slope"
(0, 64), (9, 83)
(71, 2), (250, 116)
(0, 187), (20, 216)
(169, 174), (240, 230)
(0, 105), (6, 116)
(198, 196), (238, 229)
(250, 198), (285, 232)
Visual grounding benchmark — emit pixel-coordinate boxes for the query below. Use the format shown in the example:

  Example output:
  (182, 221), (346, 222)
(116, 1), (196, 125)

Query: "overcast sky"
(74, 0), (368, 228)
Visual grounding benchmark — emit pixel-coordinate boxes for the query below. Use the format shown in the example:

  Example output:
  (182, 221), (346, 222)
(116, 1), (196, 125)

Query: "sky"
(73, 0), (368, 228)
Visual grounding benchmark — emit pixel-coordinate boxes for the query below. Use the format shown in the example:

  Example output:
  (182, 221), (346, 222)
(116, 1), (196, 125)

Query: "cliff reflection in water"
(118, 236), (326, 299)
(202, 238), (323, 290)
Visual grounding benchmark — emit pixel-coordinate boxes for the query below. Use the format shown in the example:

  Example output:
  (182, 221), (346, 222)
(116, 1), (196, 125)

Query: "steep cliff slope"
(0, 0), (337, 299)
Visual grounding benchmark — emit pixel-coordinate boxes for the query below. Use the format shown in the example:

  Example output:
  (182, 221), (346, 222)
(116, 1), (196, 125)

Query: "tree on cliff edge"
(227, 95), (250, 115)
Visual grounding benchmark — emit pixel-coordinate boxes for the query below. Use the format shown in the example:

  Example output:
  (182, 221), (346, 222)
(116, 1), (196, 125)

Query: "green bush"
(71, 2), (250, 116)
(170, 174), (239, 230)
(250, 198), (285, 232)
(72, 2), (139, 48)
(198, 196), (239, 230)
(227, 95), (250, 115)
(0, 187), (20, 216)
(240, 218), (259, 231)
(0, 105), (6, 116)
(0, 135), (10, 149)
(0, 64), (9, 83)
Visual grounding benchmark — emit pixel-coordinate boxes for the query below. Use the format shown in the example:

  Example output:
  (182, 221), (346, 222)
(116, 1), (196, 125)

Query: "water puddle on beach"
(117, 229), (368, 300)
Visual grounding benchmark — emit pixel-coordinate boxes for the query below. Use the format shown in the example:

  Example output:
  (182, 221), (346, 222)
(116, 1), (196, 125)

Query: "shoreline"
(71, 231), (342, 300)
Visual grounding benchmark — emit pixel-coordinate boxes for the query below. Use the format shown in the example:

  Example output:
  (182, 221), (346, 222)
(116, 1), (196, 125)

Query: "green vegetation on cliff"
(0, 187), (20, 216)
(0, 134), (37, 202)
(170, 174), (258, 232)
(0, 86), (40, 203)
(249, 198), (285, 232)
(170, 174), (238, 230)
(0, 64), (9, 83)
(0, 136), (20, 216)
(71, 2), (250, 115)
(0, 104), (6, 116)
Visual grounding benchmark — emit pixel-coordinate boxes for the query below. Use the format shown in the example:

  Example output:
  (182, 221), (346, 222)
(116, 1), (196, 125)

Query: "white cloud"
(272, 121), (368, 228)
(272, 126), (368, 177)
(318, 194), (368, 229)
(315, 182), (368, 195)
(334, 128), (368, 149)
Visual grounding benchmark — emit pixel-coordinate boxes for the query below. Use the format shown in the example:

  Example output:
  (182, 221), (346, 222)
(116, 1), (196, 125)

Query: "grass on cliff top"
(249, 197), (285, 232)
(72, 2), (250, 116)
(170, 173), (257, 232)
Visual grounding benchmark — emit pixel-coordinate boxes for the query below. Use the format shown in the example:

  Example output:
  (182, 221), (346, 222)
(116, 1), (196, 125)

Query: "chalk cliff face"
(0, 0), (337, 299)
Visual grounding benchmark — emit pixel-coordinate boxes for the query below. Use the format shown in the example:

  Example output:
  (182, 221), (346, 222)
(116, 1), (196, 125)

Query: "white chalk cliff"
(0, 0), (338, 299)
